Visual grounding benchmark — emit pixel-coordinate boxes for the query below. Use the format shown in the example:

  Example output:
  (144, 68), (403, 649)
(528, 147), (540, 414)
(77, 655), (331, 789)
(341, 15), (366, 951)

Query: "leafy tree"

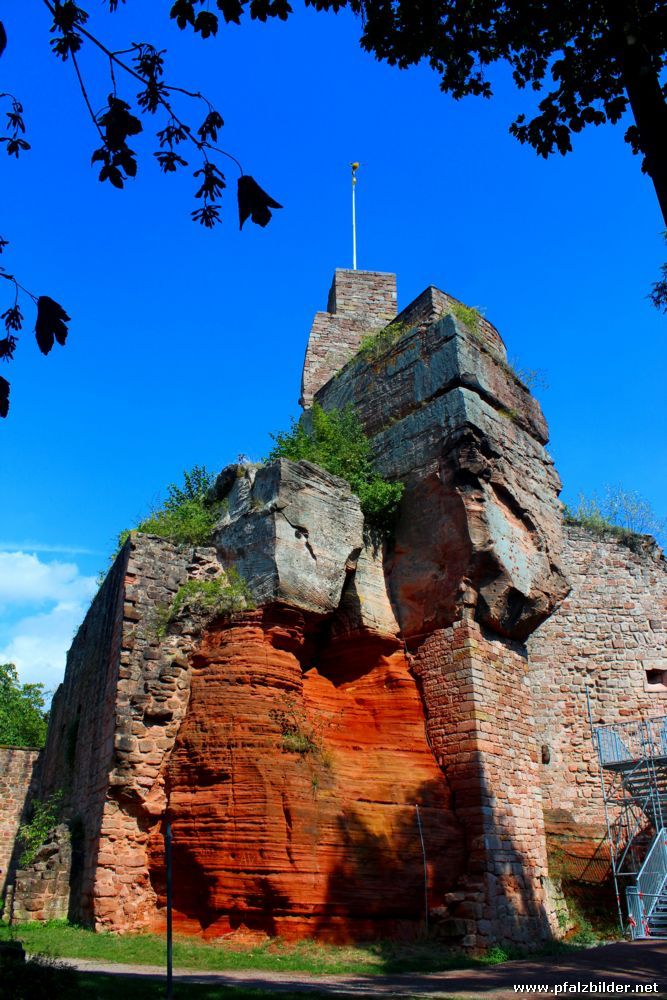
(269, 403), (404, 531)
(0, 662), (49, 748)
(166, 1), (667, 227)
(0, 5), (281, 416)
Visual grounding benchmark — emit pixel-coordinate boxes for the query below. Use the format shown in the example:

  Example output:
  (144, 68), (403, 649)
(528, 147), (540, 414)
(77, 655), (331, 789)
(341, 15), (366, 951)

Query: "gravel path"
(61, 939), (667, 998)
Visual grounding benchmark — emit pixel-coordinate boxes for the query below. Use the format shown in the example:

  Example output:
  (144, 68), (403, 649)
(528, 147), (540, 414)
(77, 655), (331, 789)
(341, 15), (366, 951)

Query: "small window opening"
(645, 669), (667, 689)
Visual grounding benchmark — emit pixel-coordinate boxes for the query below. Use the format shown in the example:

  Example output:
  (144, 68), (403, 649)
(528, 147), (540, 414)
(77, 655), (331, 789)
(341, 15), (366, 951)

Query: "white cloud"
(0, 551), (96, 606)
(0, 552), (97, 691)
(0, 542), (102, 556)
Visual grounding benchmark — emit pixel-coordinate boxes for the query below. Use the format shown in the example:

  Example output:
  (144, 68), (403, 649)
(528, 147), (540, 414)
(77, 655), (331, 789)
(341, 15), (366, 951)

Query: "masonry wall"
(411, 606), (557, 948)
(300, 270), (397, 406)
(0, 747), (41, 899)
(528, 526), (667, 876)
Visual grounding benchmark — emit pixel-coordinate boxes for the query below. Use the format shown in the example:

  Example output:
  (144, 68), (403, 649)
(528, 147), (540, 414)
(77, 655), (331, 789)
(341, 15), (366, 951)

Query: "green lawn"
(0, 919), (598, 981)
(0, 920), (507, 976)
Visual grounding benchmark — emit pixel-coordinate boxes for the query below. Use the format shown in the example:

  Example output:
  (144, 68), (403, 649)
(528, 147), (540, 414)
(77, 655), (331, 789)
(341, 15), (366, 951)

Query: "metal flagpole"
(351, 162), (359, 270)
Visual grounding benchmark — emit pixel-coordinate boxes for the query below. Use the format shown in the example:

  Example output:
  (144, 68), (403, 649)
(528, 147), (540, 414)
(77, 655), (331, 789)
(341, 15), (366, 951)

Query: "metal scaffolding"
(593, 712), (667, 938)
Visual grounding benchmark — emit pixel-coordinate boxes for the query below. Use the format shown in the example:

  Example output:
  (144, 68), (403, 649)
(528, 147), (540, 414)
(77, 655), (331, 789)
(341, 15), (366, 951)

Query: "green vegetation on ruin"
(450, 301), (483, 333)
(17, 791), (63, 867)
(117, 466), (223, 551)
(356, 319), (410, 362)
(158, 571), (254, 637)
(563, 487), (665, 552)
(268, 403), (404, 533)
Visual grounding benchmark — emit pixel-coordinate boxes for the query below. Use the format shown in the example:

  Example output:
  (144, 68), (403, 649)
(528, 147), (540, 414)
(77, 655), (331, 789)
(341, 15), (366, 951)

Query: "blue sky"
(0, 4), (665, 693)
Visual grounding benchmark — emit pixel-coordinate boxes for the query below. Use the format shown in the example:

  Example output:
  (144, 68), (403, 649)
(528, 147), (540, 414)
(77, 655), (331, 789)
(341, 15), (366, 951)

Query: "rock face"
(8, 269), (665, 950)
(212, 459), (364, 616)
(314, 285), (568, 640)
(147, 609), (462, 940)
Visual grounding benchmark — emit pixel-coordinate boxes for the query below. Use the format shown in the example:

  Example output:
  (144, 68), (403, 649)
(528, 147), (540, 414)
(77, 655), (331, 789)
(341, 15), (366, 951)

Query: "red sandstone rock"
(146, 608), (463, 939)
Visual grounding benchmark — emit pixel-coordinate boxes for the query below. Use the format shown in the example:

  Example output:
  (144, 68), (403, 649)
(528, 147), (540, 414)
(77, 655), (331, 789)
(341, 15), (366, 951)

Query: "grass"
(356, 320), (409, 362)
(0, 920), (612, 980)
(450, 302), (483, 332)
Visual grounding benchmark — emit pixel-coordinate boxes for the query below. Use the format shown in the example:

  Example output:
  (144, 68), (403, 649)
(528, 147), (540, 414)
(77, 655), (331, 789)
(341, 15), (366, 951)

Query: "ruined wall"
(528, 526), (667, 877)
(412, 610), (555, 949)
(300, 270), (397, 407)
(0, 747), (40, 899)
(7, 535), (214, 928)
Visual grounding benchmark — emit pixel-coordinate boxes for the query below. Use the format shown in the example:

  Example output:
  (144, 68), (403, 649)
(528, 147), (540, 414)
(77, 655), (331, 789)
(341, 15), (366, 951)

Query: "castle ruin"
(1, 270), (666, 948)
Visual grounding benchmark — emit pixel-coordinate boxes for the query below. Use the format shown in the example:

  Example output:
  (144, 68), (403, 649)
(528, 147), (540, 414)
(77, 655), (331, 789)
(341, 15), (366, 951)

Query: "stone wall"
(300, 270), (397, 407)
(411, 606), (556, 948)
(8, 535), (219, 929)
(528, 526), (667, 876)
(0, 747), (40, 899)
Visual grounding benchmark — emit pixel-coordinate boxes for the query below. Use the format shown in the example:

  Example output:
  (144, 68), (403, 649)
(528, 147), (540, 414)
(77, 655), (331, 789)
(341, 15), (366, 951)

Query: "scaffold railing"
(625, 827), (667, 939)
(592, 711), (667, 938)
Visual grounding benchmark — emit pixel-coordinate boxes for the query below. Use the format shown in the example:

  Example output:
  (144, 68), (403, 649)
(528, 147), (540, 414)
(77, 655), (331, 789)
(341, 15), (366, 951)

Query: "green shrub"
(563, 487), (665, 551)
(356, 320), (408, 362)
(268, 404), (404, 532)
(113, 466), (223, 554)
(135, 498), (218, 546)
(161, 570), (254, 635)
(450, 301), (483, 331)
(18, 791), (64, 867)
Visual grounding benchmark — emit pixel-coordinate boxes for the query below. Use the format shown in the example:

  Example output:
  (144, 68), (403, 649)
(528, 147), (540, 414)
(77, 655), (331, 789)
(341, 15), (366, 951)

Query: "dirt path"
(62, 939), (667, 998)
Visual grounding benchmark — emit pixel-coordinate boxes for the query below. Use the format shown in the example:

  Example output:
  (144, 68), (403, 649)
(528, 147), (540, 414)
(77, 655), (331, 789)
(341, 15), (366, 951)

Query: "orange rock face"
(147, 608), (463, 940)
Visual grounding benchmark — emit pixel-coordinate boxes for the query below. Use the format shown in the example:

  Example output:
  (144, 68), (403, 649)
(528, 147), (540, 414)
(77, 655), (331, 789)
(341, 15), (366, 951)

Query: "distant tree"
(0, 662), (49, 748)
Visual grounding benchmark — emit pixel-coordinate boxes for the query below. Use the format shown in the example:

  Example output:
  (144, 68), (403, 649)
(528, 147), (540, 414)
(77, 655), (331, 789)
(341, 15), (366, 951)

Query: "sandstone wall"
(0, 747), (40, 899)
(528, 526), (667, 877)
(412, 610), (555, 949)
(300, 270), (397, 407)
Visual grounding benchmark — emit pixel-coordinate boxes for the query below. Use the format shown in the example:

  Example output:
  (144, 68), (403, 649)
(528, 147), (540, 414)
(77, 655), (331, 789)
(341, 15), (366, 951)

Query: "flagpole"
(351, 162), (359, 270)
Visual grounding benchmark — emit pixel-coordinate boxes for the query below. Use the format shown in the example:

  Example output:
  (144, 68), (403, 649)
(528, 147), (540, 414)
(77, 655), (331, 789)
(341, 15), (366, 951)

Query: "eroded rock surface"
(315, 304), (568, 639)
(213, 459), (364, 617)
(147, 608), (462, 940)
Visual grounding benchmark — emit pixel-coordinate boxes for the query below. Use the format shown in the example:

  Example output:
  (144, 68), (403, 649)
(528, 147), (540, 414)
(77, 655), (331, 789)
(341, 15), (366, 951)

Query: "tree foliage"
(269, 403), (404, 531)
(0, 662), (49, 748)
(165, 1), (667, 227)
(0, 4), (282, 416)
